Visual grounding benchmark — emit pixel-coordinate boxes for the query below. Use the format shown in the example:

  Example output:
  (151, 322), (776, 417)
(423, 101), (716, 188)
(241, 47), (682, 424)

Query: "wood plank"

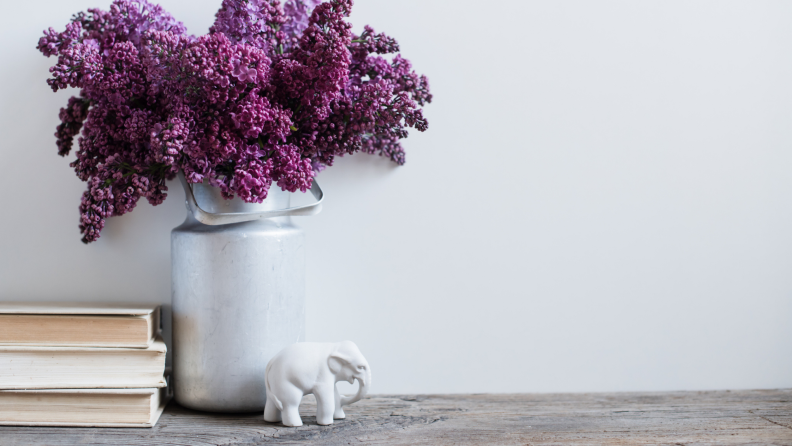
(0, 389), (790, 445)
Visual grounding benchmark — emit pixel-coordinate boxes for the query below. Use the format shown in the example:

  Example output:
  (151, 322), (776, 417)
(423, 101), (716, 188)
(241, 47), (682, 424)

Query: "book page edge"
(0, 377), (168, 390)
(0, 395), (171, 428)
(0, 335), (166, 352)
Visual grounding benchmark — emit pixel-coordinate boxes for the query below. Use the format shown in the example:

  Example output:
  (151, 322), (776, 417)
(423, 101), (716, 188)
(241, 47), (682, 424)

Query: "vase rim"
(187, 181), (291, 215)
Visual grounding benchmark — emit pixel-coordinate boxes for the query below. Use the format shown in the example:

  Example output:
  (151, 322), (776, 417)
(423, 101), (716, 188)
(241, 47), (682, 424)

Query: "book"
(0, 303), (161, 348)
(0, 336), (167, 389)
(0, 385), (170, 427)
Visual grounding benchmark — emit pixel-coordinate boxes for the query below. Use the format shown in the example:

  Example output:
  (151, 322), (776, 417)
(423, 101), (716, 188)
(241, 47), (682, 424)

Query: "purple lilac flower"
(39, 0), (431, 243)
(210, 0), (285, 51)
(55, 96), (90, 156)
(38, 0), (188, 242)
(281, 0), (322, 49)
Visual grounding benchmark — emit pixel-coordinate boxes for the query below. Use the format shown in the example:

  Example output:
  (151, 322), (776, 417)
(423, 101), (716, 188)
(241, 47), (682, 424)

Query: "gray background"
(1, 0), (790, 394)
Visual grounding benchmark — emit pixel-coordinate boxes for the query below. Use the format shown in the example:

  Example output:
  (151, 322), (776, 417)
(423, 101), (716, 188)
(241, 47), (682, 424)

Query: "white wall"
(1, 0), (790, 394)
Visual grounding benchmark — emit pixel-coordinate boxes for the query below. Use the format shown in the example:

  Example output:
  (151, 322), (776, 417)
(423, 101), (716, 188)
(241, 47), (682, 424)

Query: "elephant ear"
(328, 353), (351, 375)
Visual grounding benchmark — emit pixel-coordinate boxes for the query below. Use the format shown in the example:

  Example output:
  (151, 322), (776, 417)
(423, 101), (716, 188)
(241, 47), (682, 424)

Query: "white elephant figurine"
(264, 341), (371, 427)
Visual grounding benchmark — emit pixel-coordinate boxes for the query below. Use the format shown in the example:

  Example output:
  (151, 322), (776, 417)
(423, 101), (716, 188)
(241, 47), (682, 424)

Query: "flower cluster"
(39, 0), (431, 243)
(281, 0), (322, 49)
(210, 0), (285, 51)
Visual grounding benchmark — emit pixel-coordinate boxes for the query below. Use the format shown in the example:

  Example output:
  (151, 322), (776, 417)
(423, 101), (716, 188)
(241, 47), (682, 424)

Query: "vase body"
(171, 182), (305, 412)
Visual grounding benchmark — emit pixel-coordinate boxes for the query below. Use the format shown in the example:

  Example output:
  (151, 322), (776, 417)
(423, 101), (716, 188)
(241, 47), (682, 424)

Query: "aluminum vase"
(171, 174), (322, 412)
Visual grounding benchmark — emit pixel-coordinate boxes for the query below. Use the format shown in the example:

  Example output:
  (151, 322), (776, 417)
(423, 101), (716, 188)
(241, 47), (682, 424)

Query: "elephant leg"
(333, 384), (346, 419)
(281, 402), (303, 427)
(279, 387), (304, 427)
(263, 396), (282, 423)
(314, 384), (336, 426)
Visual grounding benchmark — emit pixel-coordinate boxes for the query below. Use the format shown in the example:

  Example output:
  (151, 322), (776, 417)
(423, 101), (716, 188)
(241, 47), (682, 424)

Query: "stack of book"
(0, 303), (169, 427)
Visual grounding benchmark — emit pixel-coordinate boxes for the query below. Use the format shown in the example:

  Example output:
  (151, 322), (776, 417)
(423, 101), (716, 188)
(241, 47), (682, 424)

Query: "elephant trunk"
(341, 368), (370, 406)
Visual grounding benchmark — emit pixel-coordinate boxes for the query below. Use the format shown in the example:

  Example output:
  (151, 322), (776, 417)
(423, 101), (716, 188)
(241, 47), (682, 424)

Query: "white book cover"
(0, 302), (159, 315)
(0, 385), (171, 427)
(0, 303), (161, 348)
(0, 336), (167, 389)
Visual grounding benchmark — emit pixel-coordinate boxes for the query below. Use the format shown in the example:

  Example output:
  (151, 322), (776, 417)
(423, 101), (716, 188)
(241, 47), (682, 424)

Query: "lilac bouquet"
(38, 0), (431, 243)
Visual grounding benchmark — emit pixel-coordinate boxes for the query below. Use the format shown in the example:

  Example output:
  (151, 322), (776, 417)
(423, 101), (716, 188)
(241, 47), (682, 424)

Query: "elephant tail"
(265, 360), (283, 411)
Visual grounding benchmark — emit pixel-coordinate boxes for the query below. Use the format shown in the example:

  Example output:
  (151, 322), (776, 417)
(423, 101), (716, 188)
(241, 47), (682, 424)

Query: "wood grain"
(1, 389), (790, 445)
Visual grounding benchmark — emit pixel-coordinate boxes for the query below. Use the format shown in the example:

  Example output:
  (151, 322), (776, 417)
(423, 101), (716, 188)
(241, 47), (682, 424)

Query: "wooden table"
(2, 389), (791, 445)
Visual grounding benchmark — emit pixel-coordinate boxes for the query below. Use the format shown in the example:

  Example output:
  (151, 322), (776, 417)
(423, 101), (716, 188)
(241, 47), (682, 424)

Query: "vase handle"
(178, 171), (324, 225)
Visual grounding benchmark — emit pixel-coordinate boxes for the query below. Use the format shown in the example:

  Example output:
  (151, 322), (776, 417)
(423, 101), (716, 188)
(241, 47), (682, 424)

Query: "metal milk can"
(171, 173), (323, 412)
